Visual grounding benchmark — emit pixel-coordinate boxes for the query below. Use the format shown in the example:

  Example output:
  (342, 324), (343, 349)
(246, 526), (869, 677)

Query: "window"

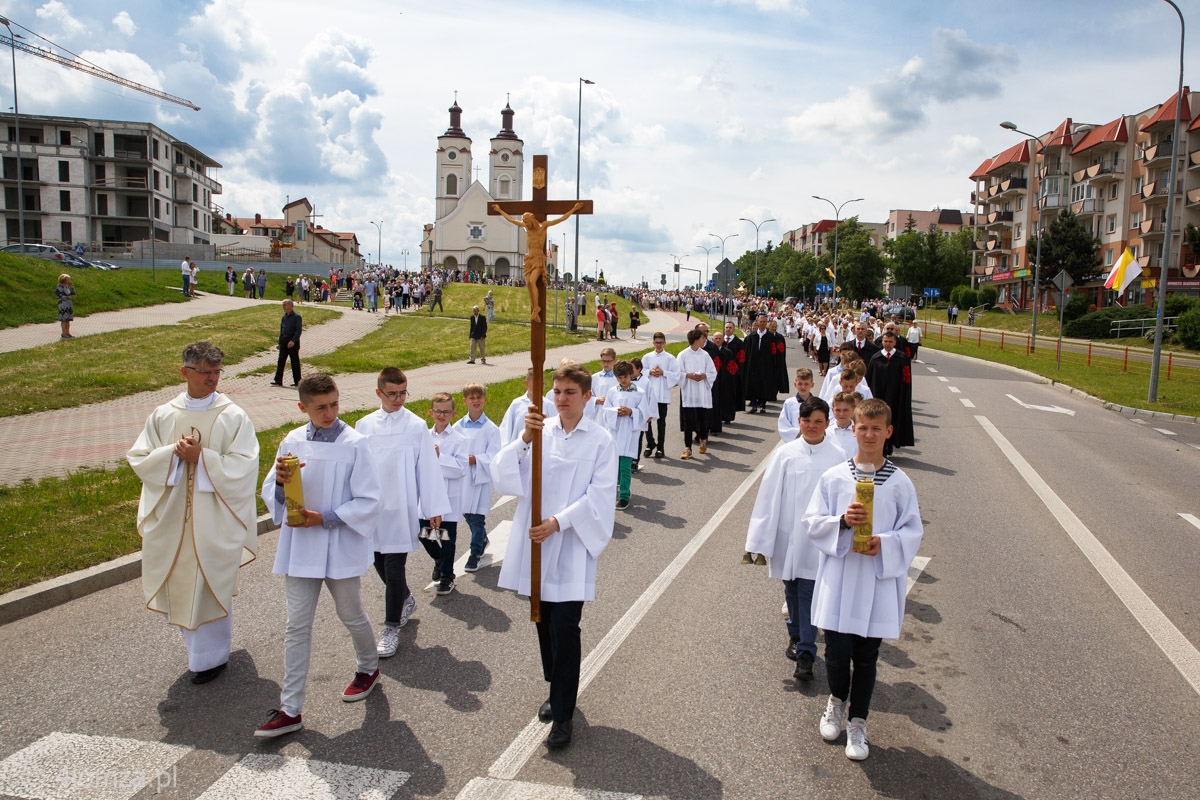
(193, 210), (199, 228)
(446, 173), (458, 195)
(1105, 248), (1114, 266)
(60, 221), (71, 242)
(1110, 183), (1119, 200)
(1017, 196), (1023, 211)
(154, 198), (160, 218)
(153, 139), (159, 160)
(1015, 223), (1022, 240)
(1133, 176), (1143, 194)
(1130, 244), (1140, 259)
(1014, 253), (1021, 267)
(96, 195), (108, 215)
(59, 190), (70, 211)
(153, 170), (160, 190)
(468, 224), (484, 241)
(192, 184), (198, 201)
(498, 176), (510, 198)
(58, 161), (69, 182)
(59, 130), (70, 146)
(1131, 211), (1141, 228)
(1106, 215), (1116, 234)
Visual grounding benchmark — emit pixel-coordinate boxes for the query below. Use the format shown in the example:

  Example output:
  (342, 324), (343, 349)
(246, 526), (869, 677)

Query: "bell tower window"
(498, 176), (510, 198)
(446, 173), (458, 195)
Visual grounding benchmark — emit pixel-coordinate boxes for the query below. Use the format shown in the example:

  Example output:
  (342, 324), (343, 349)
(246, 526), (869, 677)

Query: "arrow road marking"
(1006, 394), (1076, 416)
(1154, 428), (1178, 436)
(1180, 513), (1200, 532)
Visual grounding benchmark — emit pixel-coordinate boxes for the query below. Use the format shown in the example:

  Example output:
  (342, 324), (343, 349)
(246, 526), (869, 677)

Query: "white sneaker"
(398, 593), (416, 627)
(377, 626), (399, 658)
(820, 694), (847, 741)
(845, 718), (869, 760)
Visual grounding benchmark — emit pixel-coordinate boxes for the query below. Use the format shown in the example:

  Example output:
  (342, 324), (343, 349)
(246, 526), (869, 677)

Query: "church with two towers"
(421, 99), (558, 279)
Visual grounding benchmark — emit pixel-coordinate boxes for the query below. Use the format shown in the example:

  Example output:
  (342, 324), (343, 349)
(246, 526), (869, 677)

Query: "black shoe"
(437, 578), (455, 596)
(643, 446), (654, 457)
(269, 381), (283, 387)
(190, 662), (227, 685)
(785, 638), (800, 661)
(538, 700), (553, 722)
(655, 449), (665, 459)
(546, 719), (572, 748)
(794, 650), (815, 682)
(432, 564), (442, 582)
(464, 554), (481, 572)
(616, 498), (629, 510)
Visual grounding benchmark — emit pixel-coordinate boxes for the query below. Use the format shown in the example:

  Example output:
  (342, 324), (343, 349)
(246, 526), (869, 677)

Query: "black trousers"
(824, 630), (882, 721)
(274, 342), (301, 384)
(372, 551), (409, 627)
(680, 406), (708, 448)
(536, 600), (584, 722)
(418, 519), (458, 580)
(644, 402), (668, 451)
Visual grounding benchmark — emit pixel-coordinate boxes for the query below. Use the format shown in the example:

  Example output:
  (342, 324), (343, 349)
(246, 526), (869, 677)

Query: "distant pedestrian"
(225, 266), (236, 296)
(55, 273), (75, 339)
(256, 269), (268, 299)
(242, 268), (254, 298)
(468, 305), (488, 364)
(629, 307), (641, 340)
(190, 262), (199, 297)
(270, 300), (303, 387)
(285, 276), (295, 300)
(485, 289), (495, 322)
(429, 284), (443, 314)
(181, 257), (193, 298)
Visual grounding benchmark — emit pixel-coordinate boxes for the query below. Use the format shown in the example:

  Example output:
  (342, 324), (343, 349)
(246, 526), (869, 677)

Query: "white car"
(1, 243), (66, 262)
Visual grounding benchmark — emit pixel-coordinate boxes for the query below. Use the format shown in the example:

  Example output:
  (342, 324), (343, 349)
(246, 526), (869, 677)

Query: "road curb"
(926, 347), (1200, 424)
(0, 513), (280, 627)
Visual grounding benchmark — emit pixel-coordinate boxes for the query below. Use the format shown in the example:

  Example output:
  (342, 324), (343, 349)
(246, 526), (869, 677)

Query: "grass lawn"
(0, 255), (189, 328)
(408, 282), (641, 326)
(303, 315), (594, 375)
(921, 335), (1200, 416)
(0, 305), (340, 417)
(0, 341), (688, 594)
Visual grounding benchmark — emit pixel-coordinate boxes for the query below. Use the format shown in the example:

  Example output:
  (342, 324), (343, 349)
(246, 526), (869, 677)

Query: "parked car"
(0, 243), (66, 262)
(61, 253), (95, 269)
(91, 260), (121, 271)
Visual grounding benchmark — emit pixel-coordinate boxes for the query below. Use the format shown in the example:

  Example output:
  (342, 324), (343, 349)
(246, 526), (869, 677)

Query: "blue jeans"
(418, 518), (458, 580)
(368, 294), (377, 311)
(464, 513), (488, 557)
(783, 578), (817, 656)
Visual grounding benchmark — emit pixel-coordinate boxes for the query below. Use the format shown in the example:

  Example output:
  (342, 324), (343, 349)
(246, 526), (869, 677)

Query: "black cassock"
(865, 349), (915, 451)
(703, 340), (723, 435)
(875, 334), (913, 361)
(770, 331), (789, 399)
(725, 334), (747, 411)
(743, 329), (777, 406)
(717, 343), (740, 423)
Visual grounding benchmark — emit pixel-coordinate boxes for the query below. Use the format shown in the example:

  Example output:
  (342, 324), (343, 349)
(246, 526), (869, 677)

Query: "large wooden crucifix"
(489, 154), (592, 621)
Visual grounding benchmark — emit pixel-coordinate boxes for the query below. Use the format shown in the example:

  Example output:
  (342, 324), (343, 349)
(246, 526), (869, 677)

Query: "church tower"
(436, 97), (472, 220)
(489, 99), (523, 204)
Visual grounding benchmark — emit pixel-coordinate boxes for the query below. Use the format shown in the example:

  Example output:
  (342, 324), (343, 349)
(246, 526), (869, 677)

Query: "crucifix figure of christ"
(489, 155), (593, 621)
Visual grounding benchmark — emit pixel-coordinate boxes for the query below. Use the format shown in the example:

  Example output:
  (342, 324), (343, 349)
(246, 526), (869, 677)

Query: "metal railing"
(1111, 316), (1178, 337)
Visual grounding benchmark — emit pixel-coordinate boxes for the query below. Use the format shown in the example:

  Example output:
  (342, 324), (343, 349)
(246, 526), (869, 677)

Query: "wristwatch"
(839, 515), (850, 529)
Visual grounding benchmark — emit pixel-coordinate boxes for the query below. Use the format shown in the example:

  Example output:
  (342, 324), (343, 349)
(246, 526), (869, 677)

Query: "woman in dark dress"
(56, 273), (75, 339)
(816, 316), (831, 376)
(629, 307), (641, 340)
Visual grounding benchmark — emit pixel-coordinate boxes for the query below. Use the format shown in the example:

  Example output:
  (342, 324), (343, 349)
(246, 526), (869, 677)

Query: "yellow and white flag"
(1104, 248), (1142, 295)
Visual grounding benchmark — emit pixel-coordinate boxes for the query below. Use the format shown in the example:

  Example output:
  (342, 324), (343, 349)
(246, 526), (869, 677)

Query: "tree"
(1025, 209), (1100, 286)
(824, 218), (886, 301)
(884, 224), (972, 296)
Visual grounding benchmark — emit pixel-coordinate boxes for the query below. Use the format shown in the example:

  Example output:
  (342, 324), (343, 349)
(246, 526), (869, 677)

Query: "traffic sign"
(1052, 291), (1070, 308)
(660, 274), (667, 286)
(923, 287), (941, 298)
(1052, 270), (1074, 292)
(816, 283), (834, 293)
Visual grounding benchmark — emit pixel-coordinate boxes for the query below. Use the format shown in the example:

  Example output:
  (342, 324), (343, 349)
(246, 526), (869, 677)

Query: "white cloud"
(35, 1), (86, 37)
(716, 116), (747, 144)
(717, 0), (808, 14)
(748, 167), (764, 181)
(947, 133), (986, 160)
(112, 11), (136, 36)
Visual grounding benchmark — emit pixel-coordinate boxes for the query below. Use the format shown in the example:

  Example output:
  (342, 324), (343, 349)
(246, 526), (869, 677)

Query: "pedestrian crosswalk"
(197, 754), (408, 800)
(456, 777), (643, 799)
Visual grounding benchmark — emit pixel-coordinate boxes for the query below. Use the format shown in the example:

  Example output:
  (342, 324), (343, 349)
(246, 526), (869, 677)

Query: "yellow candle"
(852, 479), (874, 553)
(281, 455), (306, 527)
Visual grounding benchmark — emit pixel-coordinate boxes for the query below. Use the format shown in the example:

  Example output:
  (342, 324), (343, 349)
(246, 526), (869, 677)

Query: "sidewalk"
(0, 308), (688, 485)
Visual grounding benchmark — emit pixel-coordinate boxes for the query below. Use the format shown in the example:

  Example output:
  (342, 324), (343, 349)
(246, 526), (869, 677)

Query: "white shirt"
(675, 346), (717, 408)
(641, 349), (680, 405)
(501, 393), (555, 446)
(453, 413), (501, 516)
(602, 382), (648, 458)
(428, 425), (468, 522)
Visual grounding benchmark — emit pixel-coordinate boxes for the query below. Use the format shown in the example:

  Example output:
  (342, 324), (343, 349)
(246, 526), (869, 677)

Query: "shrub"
(1063, 290), (1091, 323)
(978, 286), (998, 308)
(959, 288), (979, 309)
(1165, 294), (1199, 318)
(1177, 306), (1200, 350)
(948, 285), (970, 308)
(1062, 306), (1155, 339)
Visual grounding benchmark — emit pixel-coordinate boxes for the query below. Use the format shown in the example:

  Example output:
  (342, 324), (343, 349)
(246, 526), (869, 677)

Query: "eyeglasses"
(381, 390), (408, 401)
(431, 408), (454, 416)
(185, 366), (223, 376)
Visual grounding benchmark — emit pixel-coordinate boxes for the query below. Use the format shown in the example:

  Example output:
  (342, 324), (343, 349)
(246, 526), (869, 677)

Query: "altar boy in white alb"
(255, 374), (382, 738)
(640, 331), (679, 459)
(500, 368), (555, 446)
(745, 396), (846, 684)
(491, 363), (617, 750)
(355, 367), (451, 658)
(803, 398), (923, 761)
(675, 328), (717, 459)
(454, 382), (502, 573)
(127, 342), (259, 686)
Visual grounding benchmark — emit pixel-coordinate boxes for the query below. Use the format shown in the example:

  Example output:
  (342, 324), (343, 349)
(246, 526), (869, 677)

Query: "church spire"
(444, 92), (465, 137)
(495, 95), (519, 140)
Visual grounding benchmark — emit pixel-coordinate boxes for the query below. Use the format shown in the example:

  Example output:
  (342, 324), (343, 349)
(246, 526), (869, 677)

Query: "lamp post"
(999, 124), (1089, 353)
(1149, 0), (1185, 403)
(812, 196), (862, 307)
(1, 18), (23, 248)
(400, 248), (409, 272)
(369, 220), (382, 268)
(669, 253), (689, 292)
(739, 216), (775, 296)
(572, 77), (595, 329)
(708, 233), (739, 323)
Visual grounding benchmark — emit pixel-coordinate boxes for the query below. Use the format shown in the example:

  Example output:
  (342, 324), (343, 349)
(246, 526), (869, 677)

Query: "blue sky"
(0, 0), (1194, 285)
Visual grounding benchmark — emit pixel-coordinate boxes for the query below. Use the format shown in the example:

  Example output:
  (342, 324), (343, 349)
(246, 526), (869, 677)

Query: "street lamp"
(1149, 0), (1185, 403)
(572, 78), (595, 328)
(669, 253), (689, 291)
(708, 233), (739, 323)
(812, 196), (862, 306)
(369, 220), (382, 268)
(999, 122), (1090, 352)
(401, 248), (409, 272)
(1, 18), (24, 248)
(739, 216), (776, 296)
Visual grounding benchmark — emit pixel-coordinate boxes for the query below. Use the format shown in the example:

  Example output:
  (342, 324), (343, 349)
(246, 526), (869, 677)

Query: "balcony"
(1139, 217), (1179, 238)
(1142, 142), (1173, 167)
(984, 210), (1014, 228)
(1070, 198), (1104, 215)
(1188, 188), (1200, 207)
(991, 177), (1028, 201)
(1075, 161), (1124, 185)
(1190, 149), (1200, 170)
(0, 141), (89, 157)
(985, 234), (1012, 251)
(1141, 181), (1178, 204)
(93, 176), (148, 191)
(1039, 194), (1067, 210)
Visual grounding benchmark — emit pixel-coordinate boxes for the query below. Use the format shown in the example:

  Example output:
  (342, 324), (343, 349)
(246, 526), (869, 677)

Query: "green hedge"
(1177, 307), (1200, 349)
(1062, 306), (1154, 339)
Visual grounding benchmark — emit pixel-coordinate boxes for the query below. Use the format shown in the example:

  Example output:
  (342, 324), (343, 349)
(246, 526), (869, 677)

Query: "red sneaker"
(342, 668), (380, 702)
(254, 709), (302, 738)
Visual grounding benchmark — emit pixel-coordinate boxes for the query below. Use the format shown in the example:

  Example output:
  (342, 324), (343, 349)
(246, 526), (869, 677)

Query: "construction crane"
(0, 18), (198, 110)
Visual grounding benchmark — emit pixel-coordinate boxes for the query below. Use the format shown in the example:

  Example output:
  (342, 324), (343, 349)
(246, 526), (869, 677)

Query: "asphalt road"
(0, 337), (1197, 799)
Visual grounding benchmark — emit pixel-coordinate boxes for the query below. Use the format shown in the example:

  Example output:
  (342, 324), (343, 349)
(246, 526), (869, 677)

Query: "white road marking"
(1132, 418), (1148, 424)
(491, 495), (516, 510)
(1191, 443), (1200, 451)
(487, 447), (776, 781)
(960, 398), (976, 408)
(927, 367), (938, 373)
(425, 519), (513, 591)
(198, 754), (409, 800)
(976, 415), (1200, 696)
(948, 386), (961, 394)
(1154, 428), (1178, 436)
(1005, 393), (1076, 416)
(1179, 513), (1200, 532)
(457, 777), (642, 800)
(907, 556), (931, 597)
(0, 732), (191, 800)
(937, 376), (949, 382)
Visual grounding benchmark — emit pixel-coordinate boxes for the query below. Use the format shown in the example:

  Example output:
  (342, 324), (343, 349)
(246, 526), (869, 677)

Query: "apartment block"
(779, 219), (886, 256)
(969, 88), (1200, 310)
(1, 113), (221, 249)
(885, 208), (977, 239)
